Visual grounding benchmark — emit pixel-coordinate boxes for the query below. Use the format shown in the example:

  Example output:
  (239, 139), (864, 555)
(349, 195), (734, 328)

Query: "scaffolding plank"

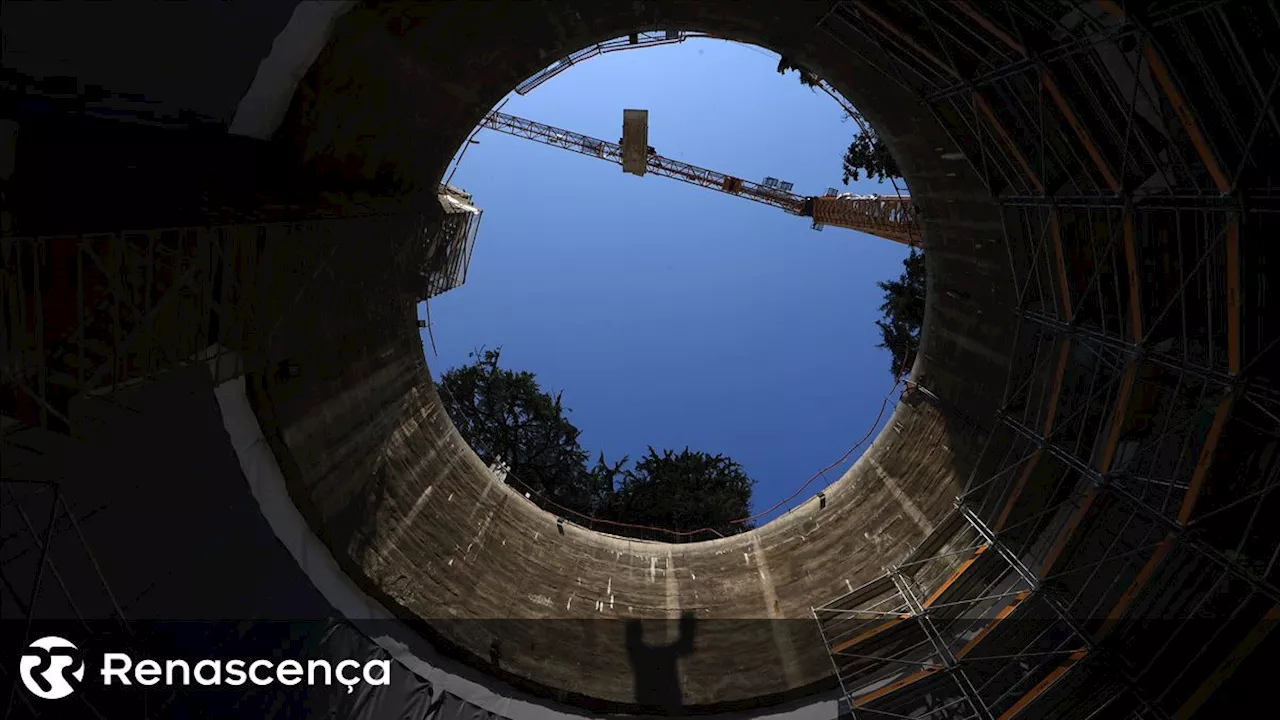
(1123, 213), (1143, 341)
(851, 666), (941, 708)
(950, 0), (1024, 55)
(923, 545), (988, 608)
(1095, 535), (1174, 641)
(1038, 489), (1099, 580)
(974, 92), (1045, 194)
(996, 335), (1069, 531)
(1094, 1), (1229, 192)
(901, 509), (967, 569)
(1041, 69), (1122, 193)
(817, 573), (897, 613)
(1178, 394), (1234, 524)
(996, 651), (1088, 720)
(955, 591), (1031, 659)
(1051, 211), (1073, 321)
(829, 616), (913, 655)
(1097, 360), (1138, 472)
(1174, 603), (1280, 719)
(850, 1), (959, 81)
(1226, 215), (1240, 374)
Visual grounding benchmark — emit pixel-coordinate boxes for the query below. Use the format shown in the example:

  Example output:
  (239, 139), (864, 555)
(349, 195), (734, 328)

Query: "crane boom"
(478, 110), (918, 246)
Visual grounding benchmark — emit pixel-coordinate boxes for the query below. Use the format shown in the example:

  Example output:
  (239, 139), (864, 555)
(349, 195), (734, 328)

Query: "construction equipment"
(478, 110), (919, 246)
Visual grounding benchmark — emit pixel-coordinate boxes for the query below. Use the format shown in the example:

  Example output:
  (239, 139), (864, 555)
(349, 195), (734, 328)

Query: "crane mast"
(477, 110), (918, 246)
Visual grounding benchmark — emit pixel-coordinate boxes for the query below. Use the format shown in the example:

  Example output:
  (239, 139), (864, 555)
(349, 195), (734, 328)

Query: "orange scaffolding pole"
(1095, 0), (1231, 194)
(1178, 394), (1234, 524)
(1095, 536), (1173, 641)
(952, 0), (1121, 194)
(852, 667), (941, 708)
(996, 651), (1088, 720)
(1226, 217), (1241, 374)
(1174, 604), (1280, 718)
(995, 336), (1071, 532)
(955, 591), (1031, 659)
(829, 615), (913, 655)
(923, 545), (987, 608)
(1051, 211), (1073, 321)
(1123, 213), (1143, 341)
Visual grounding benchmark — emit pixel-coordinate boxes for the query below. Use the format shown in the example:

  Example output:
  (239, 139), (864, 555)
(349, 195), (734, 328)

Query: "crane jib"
(478, 111), (917, 246)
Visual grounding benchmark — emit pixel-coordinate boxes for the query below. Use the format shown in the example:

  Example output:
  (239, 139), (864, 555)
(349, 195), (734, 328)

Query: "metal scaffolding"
(814, 0), (1278, 717)
(1, 203), (475, 435)
(1, 208), (446, 716)
(3, 0), (1277, 716)
(425, 186), (483, 300)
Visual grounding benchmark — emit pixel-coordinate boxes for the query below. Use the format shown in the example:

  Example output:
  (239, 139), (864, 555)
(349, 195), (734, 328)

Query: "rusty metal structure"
(813, 1), (1279, 718)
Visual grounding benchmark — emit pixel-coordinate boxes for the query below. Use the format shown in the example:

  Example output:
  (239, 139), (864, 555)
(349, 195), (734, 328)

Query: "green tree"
(776, 56), (821, 87)
(774, 61), (900, 183)
(613, 447), (755, 541)
(875, 249), (927, 376)
(842, 115), (901, 184)
(438, 348), (623, 511)
(438, 351), (756, 539)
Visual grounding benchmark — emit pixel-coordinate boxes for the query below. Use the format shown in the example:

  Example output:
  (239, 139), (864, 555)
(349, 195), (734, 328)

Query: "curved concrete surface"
(251, 0), (1008, 709)
(8, 1), (1276, 717)
(220, 368), (846, 720)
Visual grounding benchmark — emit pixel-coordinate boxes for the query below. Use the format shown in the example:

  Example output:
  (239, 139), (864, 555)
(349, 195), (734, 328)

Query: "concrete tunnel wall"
(240, 0), (1015, 710)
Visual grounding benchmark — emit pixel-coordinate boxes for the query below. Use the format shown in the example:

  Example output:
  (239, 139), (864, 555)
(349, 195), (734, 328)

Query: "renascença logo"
(18, 637), (392, 699)
(20, 636), (86, 700)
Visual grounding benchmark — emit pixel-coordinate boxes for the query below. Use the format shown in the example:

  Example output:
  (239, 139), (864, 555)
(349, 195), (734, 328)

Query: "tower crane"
(477, 110), (919, 246)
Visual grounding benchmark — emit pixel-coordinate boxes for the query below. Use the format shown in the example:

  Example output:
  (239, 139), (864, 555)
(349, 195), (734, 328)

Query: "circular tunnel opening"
(424, 35), (920, 545)
(257, 4), (1277, 714)
(7, 2), (1276, 718)
(260, 4), (989, 710)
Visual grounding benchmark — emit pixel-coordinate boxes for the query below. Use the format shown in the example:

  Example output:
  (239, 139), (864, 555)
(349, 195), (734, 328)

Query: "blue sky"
(419, 38), (909, 523)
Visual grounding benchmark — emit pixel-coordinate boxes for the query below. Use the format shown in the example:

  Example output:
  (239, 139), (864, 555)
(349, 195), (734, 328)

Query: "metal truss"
(480, 110), (809, 213)
(478, 110), (919, 243)
(816, 0), (1279, 717)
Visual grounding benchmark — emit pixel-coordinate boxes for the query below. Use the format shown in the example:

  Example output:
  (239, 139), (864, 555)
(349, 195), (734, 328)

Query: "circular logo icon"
(19, 636), (85, 700)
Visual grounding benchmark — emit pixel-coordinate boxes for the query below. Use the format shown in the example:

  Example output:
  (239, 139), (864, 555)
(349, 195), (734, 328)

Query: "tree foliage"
(776, 56), (821, 87)
(774, 59), (900, 185)
(438, 349), (755, 540)
(875, 250), (927, 376)
(614, 448), (755, 538)
(438, 348), (618, 513)
(842, 115), (902, 184)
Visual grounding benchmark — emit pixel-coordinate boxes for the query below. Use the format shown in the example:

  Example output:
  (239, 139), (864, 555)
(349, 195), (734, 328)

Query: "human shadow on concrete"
(625, 611), (697, 715)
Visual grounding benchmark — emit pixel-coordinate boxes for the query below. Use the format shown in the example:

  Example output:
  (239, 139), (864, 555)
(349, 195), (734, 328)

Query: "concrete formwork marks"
(868, 457), (934, 536)
(377, 484), (433, 562)
(752, 534), (804, 687)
